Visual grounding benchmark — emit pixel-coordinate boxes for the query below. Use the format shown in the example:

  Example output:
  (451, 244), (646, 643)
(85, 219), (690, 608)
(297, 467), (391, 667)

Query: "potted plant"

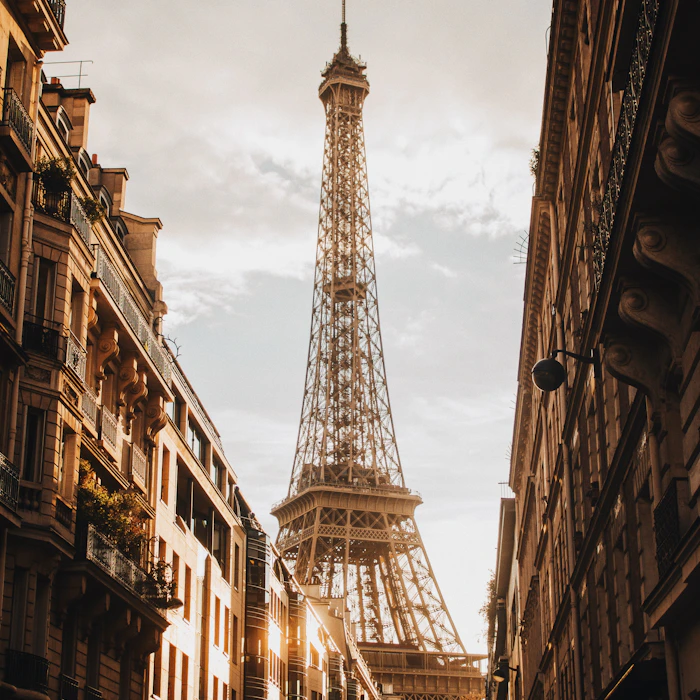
(79, 196), (107, 225)
(35, 156), (75, 193)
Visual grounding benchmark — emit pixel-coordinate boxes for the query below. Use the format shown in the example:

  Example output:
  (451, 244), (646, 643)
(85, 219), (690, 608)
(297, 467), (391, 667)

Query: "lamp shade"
(532, 357), (567, 392)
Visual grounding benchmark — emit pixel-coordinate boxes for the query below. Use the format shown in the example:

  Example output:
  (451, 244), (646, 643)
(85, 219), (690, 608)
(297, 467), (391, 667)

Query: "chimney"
(119, 211), (164, 296)
(100, 168), (129, 216)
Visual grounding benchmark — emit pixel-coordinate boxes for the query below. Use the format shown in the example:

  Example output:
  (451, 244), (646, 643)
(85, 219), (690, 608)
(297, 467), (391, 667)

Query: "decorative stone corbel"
(87, 291), (99, 331)
(95, 326), (119, 395)
(655, 135), (700, 192)
(618, 279), (685, 361)
(604, 334), (671, 410)
(124, 368), (148, 433)
(666, 88), (700, 149)
(132, 627), (162, 669)
(145, 392), (168, 444)
(117, 353), (139, 408)
(634, 221), (700, 303)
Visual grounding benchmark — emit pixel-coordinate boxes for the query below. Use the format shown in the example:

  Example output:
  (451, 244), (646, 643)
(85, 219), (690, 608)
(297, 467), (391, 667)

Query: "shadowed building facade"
(493, 1), (700, 699)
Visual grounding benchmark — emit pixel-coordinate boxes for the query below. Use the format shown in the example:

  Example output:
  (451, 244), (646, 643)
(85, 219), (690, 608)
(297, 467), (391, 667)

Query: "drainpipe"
(7, 59), (42, 463)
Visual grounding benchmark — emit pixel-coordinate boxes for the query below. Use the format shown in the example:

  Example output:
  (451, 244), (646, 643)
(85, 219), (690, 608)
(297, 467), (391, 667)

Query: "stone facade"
(493, 1), (700, 700)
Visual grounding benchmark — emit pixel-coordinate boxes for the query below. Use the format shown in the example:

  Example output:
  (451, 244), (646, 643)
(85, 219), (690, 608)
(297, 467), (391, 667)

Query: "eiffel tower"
(272, 6), (483, 699)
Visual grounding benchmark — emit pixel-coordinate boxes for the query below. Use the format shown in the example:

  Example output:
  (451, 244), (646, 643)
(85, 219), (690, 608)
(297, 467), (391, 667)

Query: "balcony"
(655, 479), (681, 577)
(23, 317), (61, 359)
(82, 387), (98, 430)
(0, 88), (34, 170)
(100, 406), (118, 451)
(60, 674), (79, 700)
(4, 648), (49, 694)
(15, 0), (68, 51)
(130, 442), (148, 491)
(65, 331), (86, 382)
(33, 182), (92, 248)
(0, 451), (19, 511)
(94, 246), (171, 385)
(0, 257), (15, 314)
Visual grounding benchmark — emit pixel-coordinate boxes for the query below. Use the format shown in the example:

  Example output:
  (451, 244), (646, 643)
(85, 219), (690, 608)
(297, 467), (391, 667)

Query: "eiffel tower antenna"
(272, 14), (483, 700)
(341, 0), (348, 51)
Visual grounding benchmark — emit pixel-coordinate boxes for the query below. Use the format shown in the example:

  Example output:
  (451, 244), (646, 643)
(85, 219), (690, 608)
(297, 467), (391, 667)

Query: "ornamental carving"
(145, 393), (168, 444)
(117, 354), (139, 408)
(124, 369), (148, 434)
(95, 326), (119, 394)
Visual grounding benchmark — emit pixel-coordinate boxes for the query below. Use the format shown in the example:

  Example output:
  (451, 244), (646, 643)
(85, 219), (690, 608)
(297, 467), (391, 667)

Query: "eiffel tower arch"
(272, 8), (484, 700)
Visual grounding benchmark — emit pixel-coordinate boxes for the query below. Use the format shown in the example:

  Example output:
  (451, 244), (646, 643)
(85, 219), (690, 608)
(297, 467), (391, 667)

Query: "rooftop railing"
(2, 88), (33, 154)
(48, 0), (66, 28)
(0, 451), (19, 511)
(94, 245), (171, 385)
(0, 257), (15, 314)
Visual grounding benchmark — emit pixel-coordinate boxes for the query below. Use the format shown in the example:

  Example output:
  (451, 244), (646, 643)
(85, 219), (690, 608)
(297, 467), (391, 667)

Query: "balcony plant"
(79, 196), (106, 225)
(35, 156), (75, 193)
(77, 460), (147, 562)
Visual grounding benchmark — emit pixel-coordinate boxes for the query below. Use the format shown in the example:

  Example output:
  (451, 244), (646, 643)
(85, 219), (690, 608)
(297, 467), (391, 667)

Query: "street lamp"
(532, 349), (599, 392)
(492, 666), (518, 683)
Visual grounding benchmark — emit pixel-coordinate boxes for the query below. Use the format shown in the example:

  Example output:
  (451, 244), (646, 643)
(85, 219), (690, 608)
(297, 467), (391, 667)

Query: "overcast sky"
(51, 0), (551, 652)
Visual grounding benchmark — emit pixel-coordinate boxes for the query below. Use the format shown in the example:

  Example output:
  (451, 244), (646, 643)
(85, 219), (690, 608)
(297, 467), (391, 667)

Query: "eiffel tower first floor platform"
(358, 645), (485, 700)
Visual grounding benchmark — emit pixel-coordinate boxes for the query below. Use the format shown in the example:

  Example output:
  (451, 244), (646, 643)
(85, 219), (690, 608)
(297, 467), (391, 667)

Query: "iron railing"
(1, 88), (33, 154)
(65, 331), (86, 381)
(94, 246), (171, 384)
(82, 388), (98, 429)
(23, 318), (61, 359)
(100, 406), (118, 450)
(59, 674), (79, 700)
(592, 0), (661, 285)
(131, 442), (148, 490)
(0, 257), (15, 314)
(654, 478), (680, 577)
(48, 0), (66, 29)
(4, 649), (49, 694)
(32, 183), (91, 248)
(0, 451), (19, 511)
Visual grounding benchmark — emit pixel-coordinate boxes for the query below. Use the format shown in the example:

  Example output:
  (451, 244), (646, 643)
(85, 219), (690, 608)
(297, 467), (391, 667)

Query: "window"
(167, 643), (177, 700)
(181, 653), (189, 700)
(213, 459), (225, 492)
(58, 427), (76, 497)
(184, 565), (192, 621)
(310, 645), (319, 668)
(214, 596), (221, 647)
(172, 552), (180, 599)
(213, 523), (229, 579)
(232, 615), (239, 664)
(223, 683), (228, 700)
(234, 543), (240, 590)
(213, 677), (219, 700)
(0, 208), (13, 265)
(168, 394), (183, 430)
(161, 447), (170, 504)
(22, 407), (45, 482)
(187, 418), (206, 463)
(224, 606), (230, 655)
(32, 257), (55, 320)
(153, 645), (163, 697)
(159, 537), (167, 562)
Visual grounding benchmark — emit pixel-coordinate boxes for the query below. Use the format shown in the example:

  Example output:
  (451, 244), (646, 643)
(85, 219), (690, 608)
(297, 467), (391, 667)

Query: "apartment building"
(498, 0), (700, 699)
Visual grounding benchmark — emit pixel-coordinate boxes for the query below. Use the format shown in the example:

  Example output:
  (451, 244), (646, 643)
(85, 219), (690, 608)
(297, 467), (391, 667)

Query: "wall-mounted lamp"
(532, 349), (599, 392)
(492, 666), (519, 683)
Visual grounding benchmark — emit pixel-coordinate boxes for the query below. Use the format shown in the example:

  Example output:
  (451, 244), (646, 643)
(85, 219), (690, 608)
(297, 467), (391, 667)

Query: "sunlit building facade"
(499, 1), (700, 699)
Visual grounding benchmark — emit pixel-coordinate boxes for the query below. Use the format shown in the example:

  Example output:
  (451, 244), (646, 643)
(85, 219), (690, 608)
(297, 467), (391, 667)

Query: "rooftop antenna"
(341, 0), (347, 50)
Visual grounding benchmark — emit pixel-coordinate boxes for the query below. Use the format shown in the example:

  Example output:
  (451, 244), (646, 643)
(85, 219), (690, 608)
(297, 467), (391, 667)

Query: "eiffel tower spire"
(273, 16), (481, 695)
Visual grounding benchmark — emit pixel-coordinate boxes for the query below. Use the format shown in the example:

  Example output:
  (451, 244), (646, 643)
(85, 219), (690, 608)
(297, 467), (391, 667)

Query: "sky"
(50, 0), (552, 652)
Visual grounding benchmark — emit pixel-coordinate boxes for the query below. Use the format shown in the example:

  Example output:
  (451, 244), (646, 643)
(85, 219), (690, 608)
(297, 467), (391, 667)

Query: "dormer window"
(55, 107), (72, 144)
(99, 193), (110, 215)
(77, 150), (92, 179)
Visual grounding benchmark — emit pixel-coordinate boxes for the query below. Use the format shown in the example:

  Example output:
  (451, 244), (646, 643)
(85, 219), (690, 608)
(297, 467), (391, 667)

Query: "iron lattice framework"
(273, 20), (467, 660)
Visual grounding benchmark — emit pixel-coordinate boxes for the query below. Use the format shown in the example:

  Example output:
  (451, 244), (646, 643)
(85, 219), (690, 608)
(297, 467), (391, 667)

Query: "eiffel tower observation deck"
(272, 5), (484, 700)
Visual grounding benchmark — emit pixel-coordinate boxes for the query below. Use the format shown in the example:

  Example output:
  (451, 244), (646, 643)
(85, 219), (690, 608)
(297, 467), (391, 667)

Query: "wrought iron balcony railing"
(4, 649), (49, 695)
(0, 451), (19, 511)
(0, 256), (15, 314)
(100, 406), (118, 450)
(94, 246), (171, 384)
(48, 0), (66, 28)
(23, 318), (61, 359)
(65, 331), (87, 382)
(59, 674), (79, 700)
(1, 88), (33, 155)
(32, 183), (91, 248)
(82, 388), (99, 429)
(130, 442), (148, 490)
